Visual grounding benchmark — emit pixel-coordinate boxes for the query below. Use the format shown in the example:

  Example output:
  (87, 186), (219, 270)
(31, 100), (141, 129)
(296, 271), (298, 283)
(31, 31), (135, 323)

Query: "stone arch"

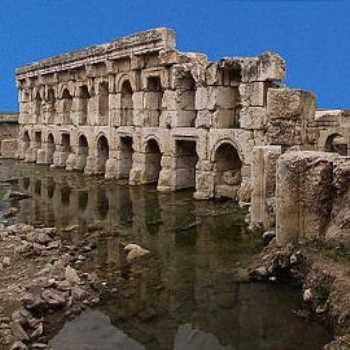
(62, 88), (73, 124)
(61, 133), (71, 152)
(213, 141), (242, 199)
(144, 76), (163, 127)
(120, 80), (133, 126)
(144, 138), (162, 184)
(79, 85), (90, 125)
(116, 74), (136, 93)
(176, 72), (197, 127)
(98, 81), (109, 124)
(47, 88), (56, 124)
(325, 133), (347, 156)
(96, 134), (109, 174)
(77, 134), (89, 171)
(47, 133), (55, 164)
(118, 136), (134, 179)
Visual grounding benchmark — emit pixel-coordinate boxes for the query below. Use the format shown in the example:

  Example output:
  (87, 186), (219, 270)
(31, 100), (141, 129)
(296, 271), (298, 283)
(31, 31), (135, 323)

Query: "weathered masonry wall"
(16, 27), (291, 202)
(0, 113), (19, 158)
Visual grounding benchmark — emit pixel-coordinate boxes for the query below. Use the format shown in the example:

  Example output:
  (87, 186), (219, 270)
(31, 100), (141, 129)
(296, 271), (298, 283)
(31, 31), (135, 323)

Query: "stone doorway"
(96, 135), (109, 175)
(119, 136), (133, 179)
(144, 139), (162, 184)
(174, 140), (198, 190)
(214, 142), (242, 199)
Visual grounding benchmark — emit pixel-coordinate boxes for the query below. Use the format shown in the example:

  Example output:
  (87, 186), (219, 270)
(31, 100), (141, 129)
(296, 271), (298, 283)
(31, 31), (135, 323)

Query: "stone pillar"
(157, 156), (173, 192)
(194, 160), (214, 200)
(251, 146), (282, 230)
(105, 157), (118, 179)
(52, 146), (69, 168)
(36, 148), (47, 164)
(24, 142), (38, 163)
(276, 151), (336, 245)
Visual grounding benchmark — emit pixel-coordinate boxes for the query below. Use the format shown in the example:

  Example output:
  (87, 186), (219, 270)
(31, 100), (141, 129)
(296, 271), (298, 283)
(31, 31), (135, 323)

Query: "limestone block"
(157, 168), (172, 192)
(196, 160), (213, 172)
(239, 82), (266, 107)
(257, 52), (286, 82)
(266, 120), (304, 146)
(208, 87), (236, 110)
(240, 107), (266, 130)
(213, 109), (235, 129)
(143, 110), (160, 127)
(276, 151), (336, 245)
(174, 110), (196, 128)
(159, 110), (175, 129)
(144, 92), (161, 110)
(162, 90), (177, 110)
(132, 92), (144, 110)
(195, 87), (208, 110)
(65, 153), (76, 171)
(267, 88), (316, 121)
(251, 146), (282, 230)
(195, 110), (212, 129)
(206, 63), (221, 86)
(109, 93), (119, 111)
(0, 139), (18, 159)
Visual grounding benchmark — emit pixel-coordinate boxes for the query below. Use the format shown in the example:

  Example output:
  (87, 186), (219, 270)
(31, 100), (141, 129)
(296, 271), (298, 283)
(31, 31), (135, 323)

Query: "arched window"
(121, 81), (133, 126)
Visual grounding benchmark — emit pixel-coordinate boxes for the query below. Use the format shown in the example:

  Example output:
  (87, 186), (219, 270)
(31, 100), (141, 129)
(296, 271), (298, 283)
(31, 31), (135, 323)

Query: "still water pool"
(0, 160), (332, 350)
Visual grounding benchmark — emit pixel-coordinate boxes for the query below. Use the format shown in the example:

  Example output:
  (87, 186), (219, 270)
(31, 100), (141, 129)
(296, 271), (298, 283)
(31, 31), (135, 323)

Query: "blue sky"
(1, 0), (349, 111)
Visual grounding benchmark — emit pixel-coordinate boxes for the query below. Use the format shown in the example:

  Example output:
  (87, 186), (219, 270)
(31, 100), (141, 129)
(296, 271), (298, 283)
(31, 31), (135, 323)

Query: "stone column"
(194, 160), (215, 200)
(251, 145), (282, 230)
(276, 151), (336, 245)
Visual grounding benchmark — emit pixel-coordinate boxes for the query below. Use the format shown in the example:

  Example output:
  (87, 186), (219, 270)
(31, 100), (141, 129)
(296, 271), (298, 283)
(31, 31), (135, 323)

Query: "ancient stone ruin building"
(15, 27), (287, 201)
(15, 28), (350, 244)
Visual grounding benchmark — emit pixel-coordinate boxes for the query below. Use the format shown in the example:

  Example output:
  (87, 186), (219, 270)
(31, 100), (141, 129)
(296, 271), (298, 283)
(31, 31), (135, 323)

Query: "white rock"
(65, 265), (80, 285)
(124, 243), (150, 262)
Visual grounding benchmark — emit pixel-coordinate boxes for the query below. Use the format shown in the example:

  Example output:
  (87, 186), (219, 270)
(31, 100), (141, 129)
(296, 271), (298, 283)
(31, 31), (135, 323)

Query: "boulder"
(124, 243), (150, 262)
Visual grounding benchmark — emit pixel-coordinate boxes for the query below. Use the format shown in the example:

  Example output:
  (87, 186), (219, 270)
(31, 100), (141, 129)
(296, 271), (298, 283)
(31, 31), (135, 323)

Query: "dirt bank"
(250, 239), (350, 350)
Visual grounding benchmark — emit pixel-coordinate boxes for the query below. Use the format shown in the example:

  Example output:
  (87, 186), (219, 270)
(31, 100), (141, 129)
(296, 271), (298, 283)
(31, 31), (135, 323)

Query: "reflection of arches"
(214, 142), (242, 199)
(119, 136), (133, 179)
(61, 185), (71, 206)
(144, 76), (163, 127)
(47, 133), (55, 164)
(121, 80), (133, 126)
(78, 191), (88, 212)
(79, 85), (90, 125)
(177, 73), (196, 127)
(62, 89), (73, 124)
(47, 177), (55, 199)
(144, 138), (162, 184)
(325, 133), (347, 156)
(97, 135), (109, 174)
(97, 190), (109, 220)
(175, 140), (198, 190)
(23, 177), (30, 190)
(35, 180), (41, 195)
(98, 82), (109, 119)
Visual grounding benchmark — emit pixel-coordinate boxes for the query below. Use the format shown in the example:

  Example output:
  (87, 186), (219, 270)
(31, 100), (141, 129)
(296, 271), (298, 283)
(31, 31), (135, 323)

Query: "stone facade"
(0, 113), (19, 158)
(16, 28), (288, 201)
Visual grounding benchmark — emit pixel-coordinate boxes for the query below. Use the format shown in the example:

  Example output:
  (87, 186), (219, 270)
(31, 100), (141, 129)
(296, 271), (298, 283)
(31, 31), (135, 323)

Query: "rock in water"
(124, 243), (150, 262)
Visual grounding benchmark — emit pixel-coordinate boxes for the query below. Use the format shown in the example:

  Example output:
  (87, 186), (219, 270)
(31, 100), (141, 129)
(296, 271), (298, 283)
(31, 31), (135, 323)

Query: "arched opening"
(214, 143), (242, 199)
(97, 135), (109, 174)
(79, 86), (89, 125)
(23, 131), (30, 149)
(174, 140), (198, 190)
(62, 133), (71, 153)
(144, 139), (162, 184)
(35, 131), (42, 149)
(121, 80), (133, 126)
(47, 133), (55, 164)
(119, 136), (133, 179)
(325, 133), (348, 156)
(177, 73), (197, 127)
(47, 89), (56, 124)
(35, 92), (42, 123)
(62, 89), (73, 124)
(144, 76), (163, 127)
(78, 135), (89, 170)
(98, 82), (109, 124)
